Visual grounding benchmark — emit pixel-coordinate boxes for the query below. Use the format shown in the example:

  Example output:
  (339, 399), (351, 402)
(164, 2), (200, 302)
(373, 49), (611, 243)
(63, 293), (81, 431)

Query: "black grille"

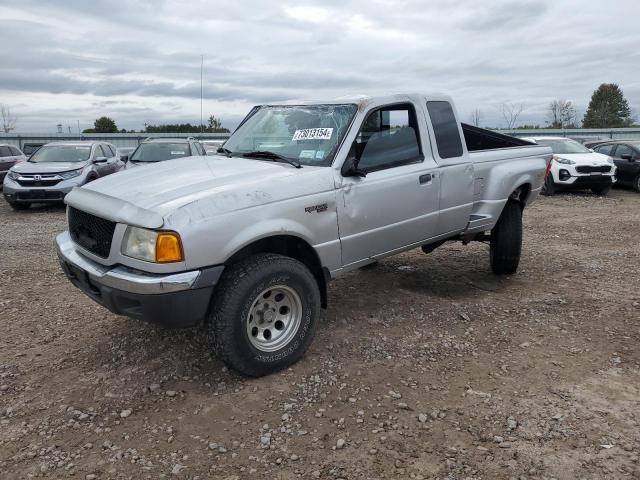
(576, 165), (611, 174)
(17, 178), (61, 187)
(68, 207), (116, 258)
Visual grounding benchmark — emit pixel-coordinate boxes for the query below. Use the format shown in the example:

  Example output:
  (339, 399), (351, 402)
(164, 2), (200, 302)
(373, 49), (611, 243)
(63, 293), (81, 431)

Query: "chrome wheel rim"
(246, 285), (302, 352)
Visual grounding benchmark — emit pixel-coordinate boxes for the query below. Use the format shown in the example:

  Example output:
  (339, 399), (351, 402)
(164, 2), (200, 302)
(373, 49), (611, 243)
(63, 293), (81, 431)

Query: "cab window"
(354, 103), (422, 172)
(426, 101), (463, 159)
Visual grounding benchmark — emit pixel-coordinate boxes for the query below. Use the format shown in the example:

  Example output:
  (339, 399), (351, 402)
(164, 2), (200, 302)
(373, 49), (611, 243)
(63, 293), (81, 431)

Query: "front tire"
(209, 253), (321, 377)
(490, 201), (522, 275)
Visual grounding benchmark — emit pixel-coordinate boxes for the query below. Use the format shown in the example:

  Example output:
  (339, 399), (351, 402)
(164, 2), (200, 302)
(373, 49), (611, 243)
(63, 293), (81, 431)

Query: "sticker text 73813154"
(292, 128), (333, 141)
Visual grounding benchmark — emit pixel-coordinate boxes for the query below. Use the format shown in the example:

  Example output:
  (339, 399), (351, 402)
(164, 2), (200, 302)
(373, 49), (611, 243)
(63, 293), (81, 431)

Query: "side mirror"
(621, 154), (633, 161)
(94, 156), (108, 163)
(341, 144), (366, 178)
(589, 148), (594, 152)
(341, 154), (367, 178)
(120, 155), (129, 163)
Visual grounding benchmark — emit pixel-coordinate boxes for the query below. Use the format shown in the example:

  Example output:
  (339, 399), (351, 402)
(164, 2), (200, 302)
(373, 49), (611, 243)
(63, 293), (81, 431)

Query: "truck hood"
(12, 161), (87, 173)
(65, 155), (334, 229)
(556, 152), (611, 165)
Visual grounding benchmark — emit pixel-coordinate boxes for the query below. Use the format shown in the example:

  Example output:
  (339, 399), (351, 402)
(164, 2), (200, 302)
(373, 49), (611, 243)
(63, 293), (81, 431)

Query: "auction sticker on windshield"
(292, 128), (333, 141)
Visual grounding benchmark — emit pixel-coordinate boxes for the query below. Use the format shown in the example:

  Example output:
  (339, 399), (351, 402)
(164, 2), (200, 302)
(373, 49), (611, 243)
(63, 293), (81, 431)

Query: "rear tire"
(208, 253), (321, 377)
(541, 175), (556, 196)
(591, 185), (611, 195)
(490, 201), (522, 275)
(634, 175), (640, 193)
(8, 201), (30, 211)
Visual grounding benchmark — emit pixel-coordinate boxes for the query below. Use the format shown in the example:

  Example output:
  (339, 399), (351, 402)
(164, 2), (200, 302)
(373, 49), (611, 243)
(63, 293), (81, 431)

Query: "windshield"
(535, 139), (591, 154)
(130, 143), (192, 162)
(222, 104), (358, 166)
(29, 145), (92, 163)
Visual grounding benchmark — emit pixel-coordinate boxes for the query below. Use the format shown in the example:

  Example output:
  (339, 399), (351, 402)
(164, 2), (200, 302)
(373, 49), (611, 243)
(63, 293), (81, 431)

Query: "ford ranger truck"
(55, 94), (551, 377)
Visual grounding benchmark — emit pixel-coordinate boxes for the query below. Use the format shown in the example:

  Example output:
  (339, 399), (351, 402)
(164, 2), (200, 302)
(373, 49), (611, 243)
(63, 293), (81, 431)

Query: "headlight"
(553, 156), (575, 165)
(122, 226), (184, 263)
(8, 170), (21, 180)
(59, 169), (83, 180)
(606, 156), (614, 164)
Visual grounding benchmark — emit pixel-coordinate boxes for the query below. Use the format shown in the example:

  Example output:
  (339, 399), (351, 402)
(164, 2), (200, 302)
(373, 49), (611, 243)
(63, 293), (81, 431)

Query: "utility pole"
(200, 54), (204, 133)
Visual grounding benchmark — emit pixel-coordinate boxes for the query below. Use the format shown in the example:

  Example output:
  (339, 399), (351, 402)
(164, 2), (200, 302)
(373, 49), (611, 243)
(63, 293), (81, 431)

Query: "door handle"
(419, 173), (432, 184)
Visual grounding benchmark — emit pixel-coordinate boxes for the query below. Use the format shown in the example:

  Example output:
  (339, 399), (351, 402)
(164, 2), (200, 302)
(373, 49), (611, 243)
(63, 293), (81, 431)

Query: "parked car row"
(1, 137), (227, 210)
(523, 136), (640, 195)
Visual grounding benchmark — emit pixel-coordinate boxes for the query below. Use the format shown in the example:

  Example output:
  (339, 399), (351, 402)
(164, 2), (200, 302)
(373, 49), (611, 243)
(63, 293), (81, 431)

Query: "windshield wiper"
(216, 147), (234, 158)
(241, 151), (302, 168)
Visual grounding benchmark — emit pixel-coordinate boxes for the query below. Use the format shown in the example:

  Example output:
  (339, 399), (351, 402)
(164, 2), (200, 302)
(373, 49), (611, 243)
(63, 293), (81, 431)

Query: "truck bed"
(462, 123), (533, 152)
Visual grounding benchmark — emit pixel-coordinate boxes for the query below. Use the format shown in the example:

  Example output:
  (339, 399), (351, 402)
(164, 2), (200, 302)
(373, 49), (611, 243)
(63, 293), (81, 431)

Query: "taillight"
(544, 155), (553, 178)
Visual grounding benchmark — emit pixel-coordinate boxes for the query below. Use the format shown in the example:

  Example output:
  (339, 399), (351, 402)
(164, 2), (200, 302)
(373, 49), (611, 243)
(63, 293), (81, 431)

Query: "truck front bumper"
(55, 231), (224, 328)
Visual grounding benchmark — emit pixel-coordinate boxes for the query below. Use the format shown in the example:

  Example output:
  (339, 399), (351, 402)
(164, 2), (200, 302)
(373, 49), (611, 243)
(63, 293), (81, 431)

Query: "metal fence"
(1, 127), (640, 151)
(0, 132), (231, 150)
(499, 127), (640, 141)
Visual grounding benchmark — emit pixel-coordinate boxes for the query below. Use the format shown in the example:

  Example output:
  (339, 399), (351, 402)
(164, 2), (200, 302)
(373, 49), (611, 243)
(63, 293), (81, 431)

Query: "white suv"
(524, 137), (616, 195)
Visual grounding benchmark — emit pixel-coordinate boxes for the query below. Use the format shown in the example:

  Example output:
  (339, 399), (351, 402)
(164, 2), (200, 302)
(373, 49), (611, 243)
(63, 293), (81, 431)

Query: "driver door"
(337, 103), (440, 267)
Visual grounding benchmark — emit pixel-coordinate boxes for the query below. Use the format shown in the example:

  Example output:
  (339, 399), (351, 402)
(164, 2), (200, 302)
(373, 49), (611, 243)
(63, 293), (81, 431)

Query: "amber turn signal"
(155, 232), (184, 263)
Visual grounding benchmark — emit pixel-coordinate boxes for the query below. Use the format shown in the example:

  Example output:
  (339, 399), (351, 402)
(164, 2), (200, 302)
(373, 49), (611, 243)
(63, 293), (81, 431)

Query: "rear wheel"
(634, 175), (640, 192)
(591, 185), (611, 195)
(208, 253), (321, 377)
(490, 201), (522, 275)
(541, 175), (556, 196)
(8, 201), (30, 211)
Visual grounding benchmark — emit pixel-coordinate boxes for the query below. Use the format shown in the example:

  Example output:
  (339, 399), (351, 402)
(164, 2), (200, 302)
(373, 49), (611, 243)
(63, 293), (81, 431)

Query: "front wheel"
(490, 201), (522, 275)
(208, 253), (321, 377)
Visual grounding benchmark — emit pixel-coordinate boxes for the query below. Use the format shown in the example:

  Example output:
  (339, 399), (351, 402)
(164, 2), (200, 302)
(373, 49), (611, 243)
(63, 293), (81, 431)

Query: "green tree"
(582, 84), (632, 128)
(207, 114), (230, 133)
(83, 116), (118, 133)
(145, 115), (230, 134)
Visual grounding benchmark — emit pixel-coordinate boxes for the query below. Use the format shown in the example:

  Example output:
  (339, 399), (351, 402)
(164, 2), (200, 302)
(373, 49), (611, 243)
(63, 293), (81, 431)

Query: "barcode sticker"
(292, 128), (333, 141)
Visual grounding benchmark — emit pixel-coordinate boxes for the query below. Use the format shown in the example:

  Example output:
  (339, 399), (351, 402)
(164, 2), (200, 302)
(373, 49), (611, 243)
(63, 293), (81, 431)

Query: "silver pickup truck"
(56, 94), (551, 376)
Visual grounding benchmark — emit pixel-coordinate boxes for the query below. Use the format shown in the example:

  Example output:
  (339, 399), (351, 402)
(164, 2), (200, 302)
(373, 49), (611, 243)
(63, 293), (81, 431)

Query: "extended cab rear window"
(427, 101), (463, 159)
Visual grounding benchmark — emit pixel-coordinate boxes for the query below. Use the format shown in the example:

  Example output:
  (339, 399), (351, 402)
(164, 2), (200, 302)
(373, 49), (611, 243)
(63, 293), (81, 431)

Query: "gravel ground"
(1, 189), (639, 480)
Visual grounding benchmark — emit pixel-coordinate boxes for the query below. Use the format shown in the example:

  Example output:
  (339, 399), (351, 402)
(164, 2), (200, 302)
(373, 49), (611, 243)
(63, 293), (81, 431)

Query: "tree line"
(82, 115), (230, 134)
(469, 83), (637, 129)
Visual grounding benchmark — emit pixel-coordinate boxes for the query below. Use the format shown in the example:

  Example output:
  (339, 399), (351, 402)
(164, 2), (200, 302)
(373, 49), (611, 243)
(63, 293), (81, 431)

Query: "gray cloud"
(0, 0), (639, 131)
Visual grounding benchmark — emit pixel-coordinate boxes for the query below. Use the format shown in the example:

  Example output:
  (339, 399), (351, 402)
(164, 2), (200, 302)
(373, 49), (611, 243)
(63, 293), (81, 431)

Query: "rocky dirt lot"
(1, 189), (639, 480)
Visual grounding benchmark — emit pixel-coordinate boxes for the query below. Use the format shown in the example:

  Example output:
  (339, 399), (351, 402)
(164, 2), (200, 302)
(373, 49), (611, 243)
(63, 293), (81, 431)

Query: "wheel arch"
(509, 182), (532, 209)
(224, 234), (329, 309)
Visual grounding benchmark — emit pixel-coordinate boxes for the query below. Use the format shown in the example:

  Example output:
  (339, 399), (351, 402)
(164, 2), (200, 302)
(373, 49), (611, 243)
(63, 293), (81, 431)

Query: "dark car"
(583, 140), (609, 149)
(124, 137), (206, 168)
(593, 141), (640, 191)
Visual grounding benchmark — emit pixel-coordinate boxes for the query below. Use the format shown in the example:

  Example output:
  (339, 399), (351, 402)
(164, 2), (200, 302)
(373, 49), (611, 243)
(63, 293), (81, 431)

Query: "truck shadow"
(82, 245), (508, 380)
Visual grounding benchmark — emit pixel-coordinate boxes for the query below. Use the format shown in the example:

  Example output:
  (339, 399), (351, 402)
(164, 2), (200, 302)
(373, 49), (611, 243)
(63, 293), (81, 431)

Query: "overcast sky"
(1, 0), (639, 132)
